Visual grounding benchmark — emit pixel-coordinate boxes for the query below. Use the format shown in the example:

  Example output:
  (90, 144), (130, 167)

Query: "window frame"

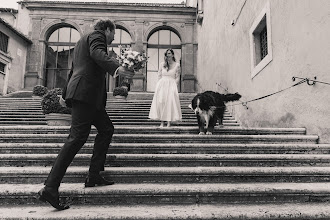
(44, 26), (79, 89)
(249, 2), (273, 78)
(0, 31), (9, 54)
(146, 29), (182, 92)
(0, 62), (5, 75)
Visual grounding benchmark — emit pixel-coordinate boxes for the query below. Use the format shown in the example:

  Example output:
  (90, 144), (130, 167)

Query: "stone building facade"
(14, 1), (197, 92)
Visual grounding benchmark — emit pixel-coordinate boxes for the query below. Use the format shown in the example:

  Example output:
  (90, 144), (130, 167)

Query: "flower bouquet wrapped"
(113, 46), (147, 98)
(114, 46), (148, 84)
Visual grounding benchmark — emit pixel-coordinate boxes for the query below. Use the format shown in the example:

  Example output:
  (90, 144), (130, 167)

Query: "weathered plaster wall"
(197, 0), (330, 142)
(0, 22), (28, 93)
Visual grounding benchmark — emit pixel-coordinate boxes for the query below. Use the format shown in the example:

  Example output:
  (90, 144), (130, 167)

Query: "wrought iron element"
(241, 102), (249, 110)
(292, 76), (317, 86)
(215, 82), (229, 92)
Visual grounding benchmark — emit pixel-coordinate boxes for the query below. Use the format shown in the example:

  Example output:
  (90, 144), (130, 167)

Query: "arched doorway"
(44, 26), (80, 89)
(147, 29), (181, 92)
(108, 27), (132, 91)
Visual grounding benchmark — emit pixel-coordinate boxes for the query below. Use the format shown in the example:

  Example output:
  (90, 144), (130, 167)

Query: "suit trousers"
(45, 100), (114, 188)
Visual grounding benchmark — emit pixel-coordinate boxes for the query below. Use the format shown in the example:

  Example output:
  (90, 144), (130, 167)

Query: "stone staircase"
(1, 92), (330, 219)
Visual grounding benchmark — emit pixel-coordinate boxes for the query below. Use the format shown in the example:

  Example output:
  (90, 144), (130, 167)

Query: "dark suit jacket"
(63, 30), (119, 109)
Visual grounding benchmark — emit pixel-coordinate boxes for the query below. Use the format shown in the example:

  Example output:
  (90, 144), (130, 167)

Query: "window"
(260, 26), (268, 60)
(0, 31), (9, 53)
(147, 29), (181, 92)
(108, 28), (132, 88)
(108, 28), (132, 57)
(249, 2), (272, 78)
(45, 26), (80, 89)
(0, 62), (5, 74)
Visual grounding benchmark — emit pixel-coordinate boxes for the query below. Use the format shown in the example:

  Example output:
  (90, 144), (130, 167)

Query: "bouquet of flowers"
(113, 46), (147, 98)
(115, 46), (148, 84)
(117, 46), (147, 72)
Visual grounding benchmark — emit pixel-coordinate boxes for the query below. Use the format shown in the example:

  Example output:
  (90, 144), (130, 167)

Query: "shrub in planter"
(32, 85), (48, 97)
(113, 86), (128, 97)
(120, 81), (130, 90)
(41, 88), (71, 115)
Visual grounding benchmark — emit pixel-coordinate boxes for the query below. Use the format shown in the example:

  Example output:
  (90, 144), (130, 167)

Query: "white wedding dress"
(149, 62), (182, 122)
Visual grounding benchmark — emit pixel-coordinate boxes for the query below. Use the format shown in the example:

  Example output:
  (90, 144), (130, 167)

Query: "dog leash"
(238, 78), (307, 109)
(198, 78), (308, 110)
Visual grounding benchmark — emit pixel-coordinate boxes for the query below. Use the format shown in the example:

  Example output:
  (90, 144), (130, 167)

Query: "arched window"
(147, 29), (181, 92)
(108, 28), (132, 54)
(108, 28), (132, 89)
(45, 26), (80, 89)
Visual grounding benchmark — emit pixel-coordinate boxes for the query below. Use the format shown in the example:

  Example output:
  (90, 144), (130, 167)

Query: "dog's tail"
(222, 93), (241, 102)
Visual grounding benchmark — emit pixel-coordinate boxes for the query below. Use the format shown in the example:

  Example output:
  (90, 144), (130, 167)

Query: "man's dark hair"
(94, 20), (116, 31)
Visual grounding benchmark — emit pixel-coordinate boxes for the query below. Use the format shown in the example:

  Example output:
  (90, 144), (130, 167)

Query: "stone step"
(0, 107), (43, 111)
(0, 115), (234, 121)
(0, 121), (240, 127)
(2, 182), (330, 205)
(0, 143), (328, 154)
(0, 125), (306, 135)
(0, 112), (44, 116)
(1, 153), (329, 167)
(0, 100), (192, 106)
(0, 103), (193, 109)
(0, 111), (203, 116)
(0, 106), (193, 110)
(0, 92), (196, 100)
(0, 121), (47, 125)
(1, 203), (330, 220)
(2, 166), (330, 184)
(0, 134), (318, 144)
(0, 111), (223, 117)
(0, 109), (43, 112)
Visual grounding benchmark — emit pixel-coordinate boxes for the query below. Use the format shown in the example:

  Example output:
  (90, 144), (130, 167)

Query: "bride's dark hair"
(163, 49), (176, 70)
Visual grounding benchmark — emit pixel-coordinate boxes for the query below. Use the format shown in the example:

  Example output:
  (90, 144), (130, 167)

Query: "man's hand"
(58, 96), (67, 107)
(108, 50), (118, 59)
(117, 66), (135, 80)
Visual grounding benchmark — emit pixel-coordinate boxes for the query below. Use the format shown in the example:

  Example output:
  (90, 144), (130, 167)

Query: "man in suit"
(37, 19), (134, 210)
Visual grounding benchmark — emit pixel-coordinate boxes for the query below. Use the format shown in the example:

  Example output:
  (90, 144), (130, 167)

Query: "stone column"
(181, 23), (196, 93)
(24, 17), (42, 89)
(130, 19), (145, 91)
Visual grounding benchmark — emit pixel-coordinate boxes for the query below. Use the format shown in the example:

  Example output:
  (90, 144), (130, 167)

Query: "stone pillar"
(130, 19), (145, 91)
(181, 23), (196, 93)
(24, 17), (42, 89)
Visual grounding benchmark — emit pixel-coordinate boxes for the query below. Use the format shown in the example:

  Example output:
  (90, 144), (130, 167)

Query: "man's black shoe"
(37, 187), (70, 210)
(85, 174), (115, 187)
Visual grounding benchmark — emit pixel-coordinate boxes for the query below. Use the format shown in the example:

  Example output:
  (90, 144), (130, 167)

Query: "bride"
(148, 48), (182, 127)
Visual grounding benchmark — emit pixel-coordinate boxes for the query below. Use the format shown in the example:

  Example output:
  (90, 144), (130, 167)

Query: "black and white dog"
(189, 91), (241, 135)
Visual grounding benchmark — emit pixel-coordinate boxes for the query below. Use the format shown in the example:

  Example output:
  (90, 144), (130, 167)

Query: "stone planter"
(114, 95), (127, 100)
(32, 95), (41, 100)
(45, 113), (72, 126)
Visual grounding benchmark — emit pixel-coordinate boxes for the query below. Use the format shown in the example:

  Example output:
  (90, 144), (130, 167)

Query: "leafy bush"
(113, 87), (128, 97)
(53, 87), (63, 95)
(120, 81), (130, 88)
(32, 85), (48, 96)
(41, 88), (71, 114)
